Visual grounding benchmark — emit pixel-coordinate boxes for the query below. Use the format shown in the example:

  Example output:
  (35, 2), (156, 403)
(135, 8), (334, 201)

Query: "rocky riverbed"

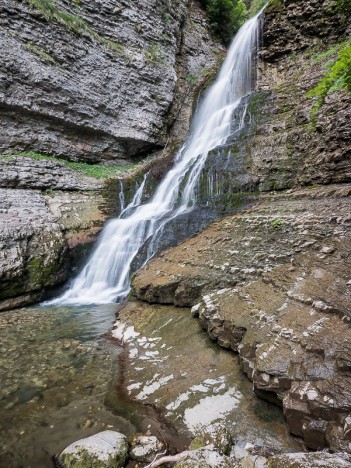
(0, 300), (302, 467)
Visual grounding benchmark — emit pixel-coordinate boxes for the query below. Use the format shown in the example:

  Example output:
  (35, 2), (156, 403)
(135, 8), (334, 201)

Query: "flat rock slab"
(113, 301), (300, 451)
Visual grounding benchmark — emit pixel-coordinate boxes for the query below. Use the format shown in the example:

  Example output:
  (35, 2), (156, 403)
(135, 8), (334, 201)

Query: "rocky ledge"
(0, 154), (120, 310)
(132, 184), (351, 452)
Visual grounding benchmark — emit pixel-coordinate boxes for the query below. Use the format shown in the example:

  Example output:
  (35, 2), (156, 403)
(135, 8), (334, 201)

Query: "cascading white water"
(50, 11), (262, 306)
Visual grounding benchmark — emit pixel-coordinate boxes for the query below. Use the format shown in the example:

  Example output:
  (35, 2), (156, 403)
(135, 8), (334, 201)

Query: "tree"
(201, 0), (248, 44)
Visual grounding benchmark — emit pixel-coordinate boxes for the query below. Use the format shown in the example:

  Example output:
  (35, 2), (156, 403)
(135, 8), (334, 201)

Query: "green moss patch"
(25, 41), (56, 63)
(28, 0), (124, 54)
(0, 152), (135, 179)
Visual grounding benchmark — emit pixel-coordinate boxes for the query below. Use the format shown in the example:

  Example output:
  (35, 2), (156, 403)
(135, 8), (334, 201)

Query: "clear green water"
(0, 303), (300, 468)
(0, 304), (156, 467)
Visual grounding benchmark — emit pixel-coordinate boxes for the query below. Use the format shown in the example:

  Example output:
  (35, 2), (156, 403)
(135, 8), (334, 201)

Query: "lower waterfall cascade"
(50, 10), (264, 306)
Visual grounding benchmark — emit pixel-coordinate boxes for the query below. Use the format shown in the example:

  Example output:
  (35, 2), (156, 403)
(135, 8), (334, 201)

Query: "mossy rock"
(265, 0), (283, 14)
(189, 423), (232, 455)
(57, 431), (129, 468)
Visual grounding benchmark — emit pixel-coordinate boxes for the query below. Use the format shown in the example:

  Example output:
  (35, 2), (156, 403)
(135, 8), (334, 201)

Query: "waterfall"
(50, 11), (263, 306)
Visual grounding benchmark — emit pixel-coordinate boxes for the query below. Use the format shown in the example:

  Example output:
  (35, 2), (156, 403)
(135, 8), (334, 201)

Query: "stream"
(0, 302), (300, 467)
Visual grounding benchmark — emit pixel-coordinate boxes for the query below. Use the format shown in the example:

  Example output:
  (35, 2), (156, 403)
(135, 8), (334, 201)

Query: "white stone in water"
(57, 430), (128, 467)
(130, 435), (164, 462)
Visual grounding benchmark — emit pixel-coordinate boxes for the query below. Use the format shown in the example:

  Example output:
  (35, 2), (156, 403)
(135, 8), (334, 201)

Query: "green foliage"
(311, 41), (347, 64)
(2, 151), (135, 179)
(186, 74), (198, 85)
(200, 0), (247, 44)
(332, 0), (351, 12)
(307, 39), (351, 114)
(199, 0), (268, 44)
(26, 41), (55, 63)
(271, 218), (283, 228)
(247, 0), (268, 16)
(28, 0), (124, 54)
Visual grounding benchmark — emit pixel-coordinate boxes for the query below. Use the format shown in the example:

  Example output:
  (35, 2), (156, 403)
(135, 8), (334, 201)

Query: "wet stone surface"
(0, 300), (300, 467)
(113, 300), (301, 452)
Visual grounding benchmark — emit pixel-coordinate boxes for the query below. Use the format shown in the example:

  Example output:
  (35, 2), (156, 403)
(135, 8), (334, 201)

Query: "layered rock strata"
(0, 0), (221, 163)
(0, 1), (222, 310)
(132, 185), (351, 452)
(0, 157), (107, 310)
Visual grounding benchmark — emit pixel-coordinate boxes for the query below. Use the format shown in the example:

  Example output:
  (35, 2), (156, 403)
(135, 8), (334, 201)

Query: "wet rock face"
(249, 63), (351, 192)
(0, 0), (221, 163)
(0, 173), (108, 310)
(207, 1), (351, 196)
(0, 188), (67, 308)
(132, 184), (351, 452)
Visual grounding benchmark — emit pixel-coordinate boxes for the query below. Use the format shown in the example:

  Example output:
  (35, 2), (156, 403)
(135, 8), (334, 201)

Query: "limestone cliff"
(0, 0), (222, 310)
(131, 0), (351, 453)
(0, 0), (222, 163)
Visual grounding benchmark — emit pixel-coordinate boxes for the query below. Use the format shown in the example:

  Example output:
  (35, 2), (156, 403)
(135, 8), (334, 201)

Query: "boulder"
(57, 430), (128, 468)
(129, 434), (164, 463)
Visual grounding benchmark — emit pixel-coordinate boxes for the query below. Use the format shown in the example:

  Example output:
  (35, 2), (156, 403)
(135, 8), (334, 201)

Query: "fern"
(307, 39), (351, 112)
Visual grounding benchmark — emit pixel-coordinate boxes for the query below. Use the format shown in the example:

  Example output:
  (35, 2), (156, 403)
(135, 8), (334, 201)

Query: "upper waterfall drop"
(50, 11), (263, 306)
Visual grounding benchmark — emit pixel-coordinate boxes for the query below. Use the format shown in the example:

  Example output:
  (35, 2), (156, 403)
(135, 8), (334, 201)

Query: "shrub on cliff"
(307, 39), (351, 111)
